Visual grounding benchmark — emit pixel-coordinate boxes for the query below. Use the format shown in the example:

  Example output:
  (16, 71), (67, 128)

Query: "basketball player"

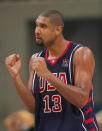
(5, 10), (99, 131)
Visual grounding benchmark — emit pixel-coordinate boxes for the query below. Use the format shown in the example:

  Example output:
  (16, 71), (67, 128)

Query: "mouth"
(36, 38), (41, 41)
(35, 36), (41, 40)
(35, 36), (42, 44)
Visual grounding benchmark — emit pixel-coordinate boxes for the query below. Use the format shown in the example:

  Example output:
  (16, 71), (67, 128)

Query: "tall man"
(5, 10), (98, 131)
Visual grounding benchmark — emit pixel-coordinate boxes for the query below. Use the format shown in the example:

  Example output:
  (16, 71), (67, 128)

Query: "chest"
(37, 59), (71, 114)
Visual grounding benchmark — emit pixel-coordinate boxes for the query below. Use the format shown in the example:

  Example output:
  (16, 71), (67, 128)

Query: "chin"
(37, 42), (43, 45)
(36, 39), (42, 44)
(36, 41), (43, 46)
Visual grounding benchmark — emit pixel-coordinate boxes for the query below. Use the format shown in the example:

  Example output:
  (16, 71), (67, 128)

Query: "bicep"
(73, 47), (95, 94)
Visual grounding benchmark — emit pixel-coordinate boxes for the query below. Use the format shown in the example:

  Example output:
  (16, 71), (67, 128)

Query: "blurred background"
(0, 0), (102, 130)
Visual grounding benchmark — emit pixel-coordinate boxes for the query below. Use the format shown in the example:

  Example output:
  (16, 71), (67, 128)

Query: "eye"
(41, 24), (47, 29)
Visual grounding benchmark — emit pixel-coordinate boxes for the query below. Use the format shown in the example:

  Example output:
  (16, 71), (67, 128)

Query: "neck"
(47, 35), (70, 59)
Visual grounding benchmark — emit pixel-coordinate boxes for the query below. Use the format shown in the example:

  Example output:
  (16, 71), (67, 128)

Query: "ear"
(55, 26), (63, 36)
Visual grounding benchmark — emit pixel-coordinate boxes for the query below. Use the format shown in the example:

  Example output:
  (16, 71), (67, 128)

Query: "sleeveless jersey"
(32, 41), (99, 131)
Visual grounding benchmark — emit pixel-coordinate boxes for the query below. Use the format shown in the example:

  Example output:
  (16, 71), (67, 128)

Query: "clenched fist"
(30, 55), (50, 78)
(5, 54), (21, 78)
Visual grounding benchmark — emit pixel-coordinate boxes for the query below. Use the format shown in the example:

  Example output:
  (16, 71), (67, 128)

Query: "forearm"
(45, 71), (88, 108)
(12, 74), (35, 113)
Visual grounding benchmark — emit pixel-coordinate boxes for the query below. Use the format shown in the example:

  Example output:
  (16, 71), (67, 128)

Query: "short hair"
(38, 10), (64, 27)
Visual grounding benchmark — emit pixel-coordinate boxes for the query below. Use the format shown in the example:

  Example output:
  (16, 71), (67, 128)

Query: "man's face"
(35, 16), (57, 47)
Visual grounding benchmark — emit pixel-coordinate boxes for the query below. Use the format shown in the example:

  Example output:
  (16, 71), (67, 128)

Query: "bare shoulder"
(73, 46), (95, 75)
(73, 46), (95, 77)
(73, 46), (95, 65)
(74, 46), (94, 58)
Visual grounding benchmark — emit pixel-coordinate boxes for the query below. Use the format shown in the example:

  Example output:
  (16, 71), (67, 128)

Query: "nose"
(35, 26), (41, 36)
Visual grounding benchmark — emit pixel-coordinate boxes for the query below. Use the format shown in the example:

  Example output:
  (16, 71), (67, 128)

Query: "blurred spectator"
(96, 110), (102, 131)
(4, 110), (35, 131)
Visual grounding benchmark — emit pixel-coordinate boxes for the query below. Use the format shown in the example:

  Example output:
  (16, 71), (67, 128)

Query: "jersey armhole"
(69, 44), (83, 85)
(32, 71), (36, 95)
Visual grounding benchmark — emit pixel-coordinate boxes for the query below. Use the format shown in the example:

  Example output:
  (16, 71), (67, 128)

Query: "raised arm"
(5, 54), (35, 113)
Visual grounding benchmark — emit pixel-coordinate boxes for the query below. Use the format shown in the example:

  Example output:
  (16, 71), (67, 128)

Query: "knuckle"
(32, 53), (38, 58)
(10, 54), (15, 57)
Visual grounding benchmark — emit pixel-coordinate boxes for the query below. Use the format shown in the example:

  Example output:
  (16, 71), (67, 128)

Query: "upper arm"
(27, 72), (34, 92)
(73, 47), (95, 98)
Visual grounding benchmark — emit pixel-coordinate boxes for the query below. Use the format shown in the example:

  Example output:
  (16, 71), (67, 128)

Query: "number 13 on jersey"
(43, 95), (62, 113)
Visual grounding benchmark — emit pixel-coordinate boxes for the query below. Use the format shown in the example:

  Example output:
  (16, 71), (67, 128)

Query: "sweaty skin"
(5, 16), (95, 113)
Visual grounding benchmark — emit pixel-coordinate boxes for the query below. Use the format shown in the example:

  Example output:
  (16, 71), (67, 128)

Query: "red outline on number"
(52, 95), (62, 112)
(59, 72), (67, 84)
(39, 77), (45, 93)
(43, 95), (51, 113)
(47, 73), (57, 92)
